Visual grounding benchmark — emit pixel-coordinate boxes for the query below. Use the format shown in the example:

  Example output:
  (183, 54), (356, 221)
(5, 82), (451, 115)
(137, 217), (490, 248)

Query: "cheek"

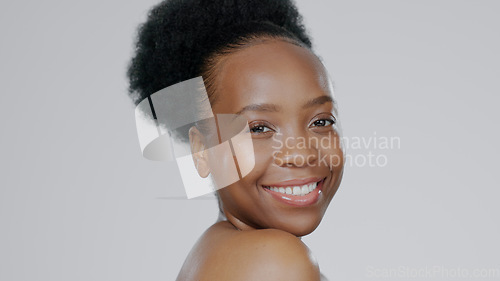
(206, 137), (273, 191)
(217, 140), (276, 203)
(205, 120), (259, 190)
(319, 147), (344, 171)
(206, 141), (241, 190)
(317, 133), (345, 200)
(245, 140), (278, 181)
(317, 131), (345, 169)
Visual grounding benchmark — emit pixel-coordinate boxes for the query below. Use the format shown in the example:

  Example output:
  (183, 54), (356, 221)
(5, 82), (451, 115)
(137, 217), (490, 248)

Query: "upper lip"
(263, 177), (324, 187)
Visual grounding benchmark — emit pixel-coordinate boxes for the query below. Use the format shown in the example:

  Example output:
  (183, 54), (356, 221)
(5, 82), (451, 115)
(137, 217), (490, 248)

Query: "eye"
(248, 121), (275, 135)
(311, 117), (336, 127)
(250, 124), (272, 134)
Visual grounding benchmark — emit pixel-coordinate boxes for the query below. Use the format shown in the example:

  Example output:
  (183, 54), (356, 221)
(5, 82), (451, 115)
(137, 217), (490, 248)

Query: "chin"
(269, 208), (327, 237)
(279, 219), (322, 237)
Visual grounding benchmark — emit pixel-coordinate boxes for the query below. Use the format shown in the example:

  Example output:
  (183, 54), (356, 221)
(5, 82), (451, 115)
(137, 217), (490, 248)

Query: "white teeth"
(293, 186), (301, 195)
(266, 181), (320, 196)
(301, 186), (309, 195)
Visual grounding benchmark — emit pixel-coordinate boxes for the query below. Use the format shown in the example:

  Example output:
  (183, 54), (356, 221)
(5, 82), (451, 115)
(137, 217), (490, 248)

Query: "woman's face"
(205, 40), (344, 236)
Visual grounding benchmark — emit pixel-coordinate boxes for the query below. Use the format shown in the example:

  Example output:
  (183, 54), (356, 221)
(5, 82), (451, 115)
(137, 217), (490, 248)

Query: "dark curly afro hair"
(127, 0), (316, 144)
(127, 0), (313, 106)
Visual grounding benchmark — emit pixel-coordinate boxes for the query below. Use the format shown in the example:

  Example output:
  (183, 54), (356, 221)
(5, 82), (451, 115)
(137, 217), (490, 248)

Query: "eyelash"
(248, 116), (336, 135)
(249, 122), (274, 134)
(310, 116), (336, 128)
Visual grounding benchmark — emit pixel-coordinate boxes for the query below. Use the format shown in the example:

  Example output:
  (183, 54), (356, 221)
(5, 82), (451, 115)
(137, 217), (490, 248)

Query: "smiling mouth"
(262, 177), (325, 196)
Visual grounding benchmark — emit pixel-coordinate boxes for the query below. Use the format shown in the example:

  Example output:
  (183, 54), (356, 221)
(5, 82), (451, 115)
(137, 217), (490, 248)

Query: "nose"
(272, 132), (318, 168)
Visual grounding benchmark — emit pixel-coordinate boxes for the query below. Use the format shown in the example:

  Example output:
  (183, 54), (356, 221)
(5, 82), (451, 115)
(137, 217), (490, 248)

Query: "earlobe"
(189, 126), (211, 178)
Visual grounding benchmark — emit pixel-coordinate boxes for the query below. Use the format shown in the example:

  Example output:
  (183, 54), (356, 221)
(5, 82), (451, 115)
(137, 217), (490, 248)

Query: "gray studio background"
(1, 0), (499, 280)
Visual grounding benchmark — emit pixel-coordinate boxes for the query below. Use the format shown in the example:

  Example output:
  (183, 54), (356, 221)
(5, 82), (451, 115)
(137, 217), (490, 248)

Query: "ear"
(189, 126), (211, 178)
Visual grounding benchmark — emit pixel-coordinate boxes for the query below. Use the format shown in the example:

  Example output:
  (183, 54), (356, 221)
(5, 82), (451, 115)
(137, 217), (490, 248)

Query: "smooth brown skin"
(178, 40), (344, 281)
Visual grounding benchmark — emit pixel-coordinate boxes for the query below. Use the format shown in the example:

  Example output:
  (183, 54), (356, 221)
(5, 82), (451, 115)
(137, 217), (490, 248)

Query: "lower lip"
(263, 178), (325, 207)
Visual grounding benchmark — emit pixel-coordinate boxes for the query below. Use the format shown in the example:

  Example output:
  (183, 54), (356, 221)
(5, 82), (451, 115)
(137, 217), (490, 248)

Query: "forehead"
(212, 40), (332, 112)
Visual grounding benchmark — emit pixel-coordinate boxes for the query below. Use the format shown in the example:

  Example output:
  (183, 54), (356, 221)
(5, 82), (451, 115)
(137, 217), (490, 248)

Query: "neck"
(216, 209), (227, 222)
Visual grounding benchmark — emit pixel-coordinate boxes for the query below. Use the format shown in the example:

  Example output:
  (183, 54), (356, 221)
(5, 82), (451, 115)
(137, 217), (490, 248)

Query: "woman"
(127, 0), (345, 280)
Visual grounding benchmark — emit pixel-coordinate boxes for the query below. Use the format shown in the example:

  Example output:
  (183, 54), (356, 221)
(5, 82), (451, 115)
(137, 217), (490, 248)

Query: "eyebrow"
(234, 95), (334, 115)
(302, 95), (334, 109)
(235, 103), (281, 115)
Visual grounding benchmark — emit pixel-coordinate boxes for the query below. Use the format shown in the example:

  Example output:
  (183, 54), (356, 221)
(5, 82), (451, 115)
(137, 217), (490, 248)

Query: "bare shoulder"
(177, 222), (320, 281)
